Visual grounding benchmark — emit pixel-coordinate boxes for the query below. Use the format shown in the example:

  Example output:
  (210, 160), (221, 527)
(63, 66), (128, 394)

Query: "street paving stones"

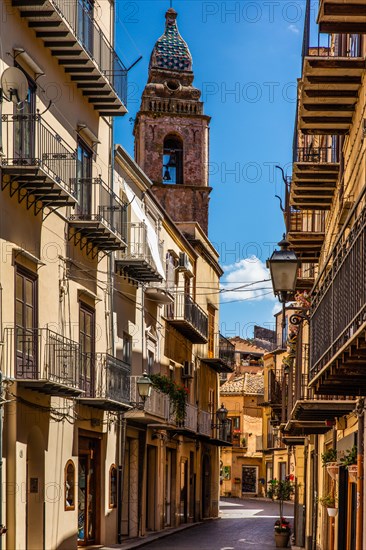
(142, 498), (294, 550)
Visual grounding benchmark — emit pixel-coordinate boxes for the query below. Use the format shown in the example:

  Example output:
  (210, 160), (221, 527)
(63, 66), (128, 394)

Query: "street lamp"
(267, 235), (300, 348)
(136, 371), (153, 404)
(266, 235), (299, 304)
(216, 404), (228, 425)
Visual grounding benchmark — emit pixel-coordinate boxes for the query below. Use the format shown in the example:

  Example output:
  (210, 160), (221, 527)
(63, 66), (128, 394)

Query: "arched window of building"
(64, 460), (75, 510)
(163, 135), (183, 184)
(109, 464), (118, 509)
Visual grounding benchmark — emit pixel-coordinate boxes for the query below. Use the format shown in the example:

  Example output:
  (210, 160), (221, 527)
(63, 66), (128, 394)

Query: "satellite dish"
(1, 67), (28, 103)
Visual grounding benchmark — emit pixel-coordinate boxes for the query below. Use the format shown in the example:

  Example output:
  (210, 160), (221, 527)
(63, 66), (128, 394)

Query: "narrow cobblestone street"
(142, 498), (294, 550)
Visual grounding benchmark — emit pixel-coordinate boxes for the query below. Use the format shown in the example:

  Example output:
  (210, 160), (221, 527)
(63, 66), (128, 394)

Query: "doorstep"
(101, 521), (210, 549)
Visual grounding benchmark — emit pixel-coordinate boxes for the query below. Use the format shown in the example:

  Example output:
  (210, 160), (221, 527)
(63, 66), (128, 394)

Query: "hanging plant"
(150, 374), (188, 423)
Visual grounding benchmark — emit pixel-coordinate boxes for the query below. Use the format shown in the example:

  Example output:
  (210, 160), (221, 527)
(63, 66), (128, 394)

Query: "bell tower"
(134, 8), (211, 234)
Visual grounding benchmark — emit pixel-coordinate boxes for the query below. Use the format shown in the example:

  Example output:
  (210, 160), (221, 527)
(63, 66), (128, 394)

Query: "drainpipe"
(356, 398), (364, 550)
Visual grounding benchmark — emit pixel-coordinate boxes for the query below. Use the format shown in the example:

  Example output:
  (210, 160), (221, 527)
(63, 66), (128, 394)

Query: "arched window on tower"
(163, 135), (183, 184)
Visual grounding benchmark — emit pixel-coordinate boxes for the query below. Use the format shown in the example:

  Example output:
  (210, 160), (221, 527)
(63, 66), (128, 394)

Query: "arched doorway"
(27, 427), (45, 550)
(201, 454), (211, 519)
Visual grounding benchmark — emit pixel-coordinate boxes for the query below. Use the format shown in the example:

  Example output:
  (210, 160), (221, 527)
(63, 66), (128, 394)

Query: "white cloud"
(288, 24), (299, 34)
(221, 256), (275, 303)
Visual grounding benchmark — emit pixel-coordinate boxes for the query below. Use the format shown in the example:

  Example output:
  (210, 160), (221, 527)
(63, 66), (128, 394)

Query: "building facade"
(273, 2), (366, 549)
(0, 1), (129, 548)
(220, 372), (265, 498)
(0, 3), (229, 549)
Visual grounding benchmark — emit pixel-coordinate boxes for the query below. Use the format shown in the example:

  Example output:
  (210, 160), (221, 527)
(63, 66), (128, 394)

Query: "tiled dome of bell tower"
(149, 8), (193, 73)
(134, 8), (211, 234)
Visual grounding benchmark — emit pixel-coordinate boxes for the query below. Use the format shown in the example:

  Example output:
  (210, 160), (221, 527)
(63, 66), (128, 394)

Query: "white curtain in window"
(124, 185), (166, 280)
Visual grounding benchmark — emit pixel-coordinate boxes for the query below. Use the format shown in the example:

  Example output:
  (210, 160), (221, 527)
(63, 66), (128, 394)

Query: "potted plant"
(269, 477), (294, 548)
(274, 517), (291, 548)
(340, 445), (357, 482)
(319, 493), (338, 517)
(321, 448), (339, 480)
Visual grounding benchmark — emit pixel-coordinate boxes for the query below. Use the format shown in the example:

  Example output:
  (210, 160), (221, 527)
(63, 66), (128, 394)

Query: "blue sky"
(114, 0), (320, 339)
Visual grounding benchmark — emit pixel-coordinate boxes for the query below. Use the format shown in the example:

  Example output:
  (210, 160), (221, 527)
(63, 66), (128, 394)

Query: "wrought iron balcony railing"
(116, 222), (164, 282)
(287, 209), (326, 234)
(2, 327), (81, 397)
(296, 146), (338, 164)
(309, 204), (366, 394)
(1, 114), (77, 212)
(165, 293), (209, 344)
(79, 353), (130, 408)
(68, 177), (127, 252)
(219, 334), (236, 367)
(13, 0), (127, 114)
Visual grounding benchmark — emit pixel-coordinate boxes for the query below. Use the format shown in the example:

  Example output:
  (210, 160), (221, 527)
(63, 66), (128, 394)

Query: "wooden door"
(78, 437), (99, 545)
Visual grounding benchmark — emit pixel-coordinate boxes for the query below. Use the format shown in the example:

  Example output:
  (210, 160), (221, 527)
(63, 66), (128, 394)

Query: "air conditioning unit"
(182, 361), (194, 379)
(179, 252), (190, 270)
(179, 252), (193, 274)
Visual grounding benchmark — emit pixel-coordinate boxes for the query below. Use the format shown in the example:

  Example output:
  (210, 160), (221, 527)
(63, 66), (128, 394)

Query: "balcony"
(12, 0), (127, 115)
(127, 375), (170, 423)
(201, 333), (235, 373)
(165, 293), (208, 344)
(115, 222), (164, 282)
(295, 263), (316, 291)
(310, 202), (366, 394)
(2, 327), (81, 397)
(78, 353), (130, 410)
(299, 54), (365, 134)
(68, 177), (127, 254)
(198, 410), (232, 446)
(318, 0), (366, 34)
(288, 375), (356, 434)
(260, 368), (282, 410)
(286, 209), (325, 263)
(290, 147), (339, 210)
(1, 114), (77, 214)
(145, 282), (175, 305)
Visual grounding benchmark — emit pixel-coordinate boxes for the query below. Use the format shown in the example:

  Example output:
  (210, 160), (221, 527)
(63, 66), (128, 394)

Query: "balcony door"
(15, 268), (37, 379)
(14, 73), (36, 163)
(76, 141), (92, 217)
(77, 0), (94, 55)
(79, 303), (95, 396)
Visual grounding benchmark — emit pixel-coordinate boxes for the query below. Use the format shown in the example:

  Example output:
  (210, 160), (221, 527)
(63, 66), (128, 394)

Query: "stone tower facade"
(134, 8), (211, 233)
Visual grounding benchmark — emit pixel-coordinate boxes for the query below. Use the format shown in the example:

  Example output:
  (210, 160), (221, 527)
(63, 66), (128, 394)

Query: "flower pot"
(348, 465), (357, 483)
(274, 532), (290, 548)
(327, 507), (338, 517)
(326, 462), (339, 480)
